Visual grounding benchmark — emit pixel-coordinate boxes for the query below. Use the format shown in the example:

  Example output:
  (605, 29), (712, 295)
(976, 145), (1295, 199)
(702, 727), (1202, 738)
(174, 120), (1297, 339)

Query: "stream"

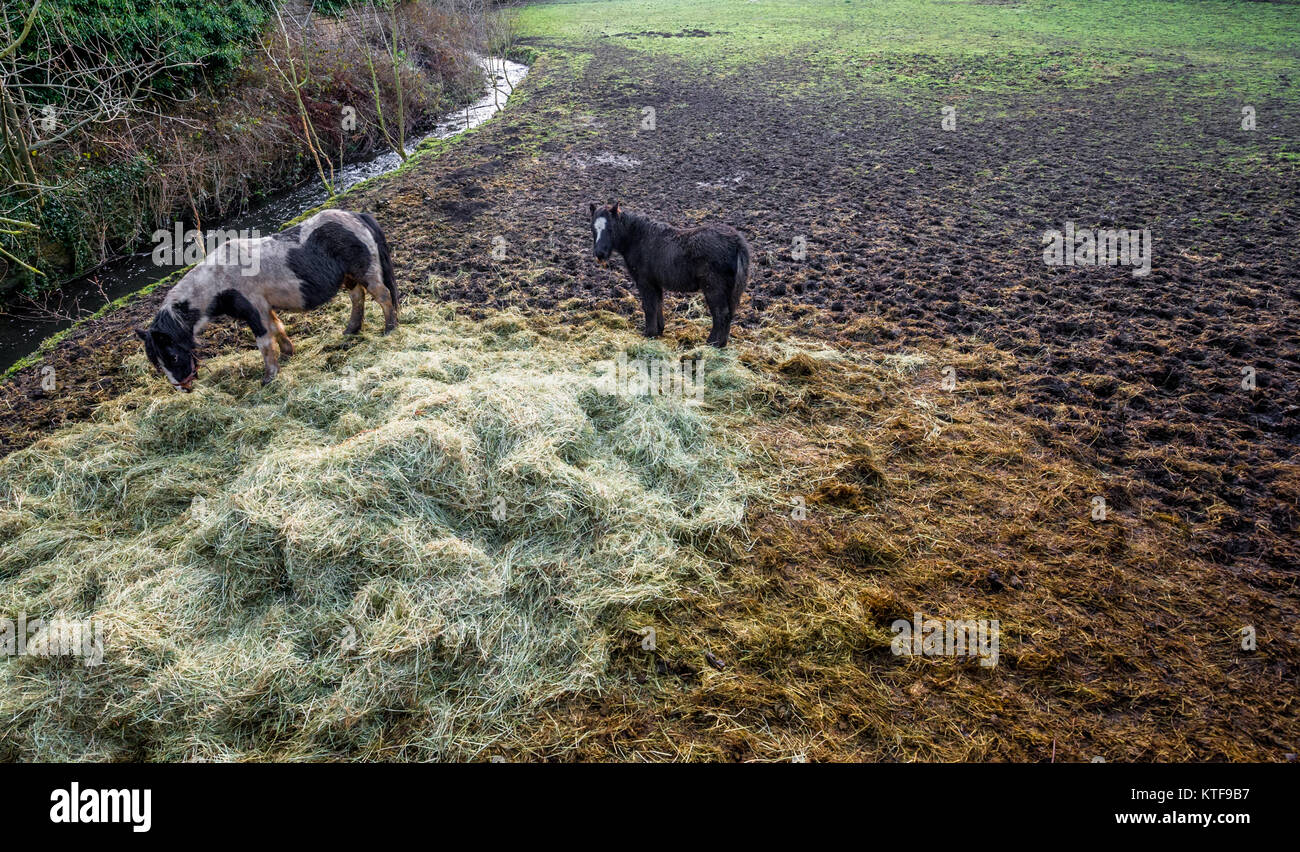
(0, 56), (528, 373)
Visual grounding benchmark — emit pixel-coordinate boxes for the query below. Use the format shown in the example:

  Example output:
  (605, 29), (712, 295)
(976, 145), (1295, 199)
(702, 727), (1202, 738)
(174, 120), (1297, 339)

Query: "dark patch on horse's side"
(211, 289), (267, 338)
(590, 201), (750, 347)
(287, 222), (373, 310)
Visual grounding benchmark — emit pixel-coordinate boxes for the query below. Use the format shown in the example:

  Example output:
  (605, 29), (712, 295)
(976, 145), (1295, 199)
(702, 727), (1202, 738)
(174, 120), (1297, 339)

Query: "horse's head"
(588, 200), (622, 262)
(135, 324), (198, 392)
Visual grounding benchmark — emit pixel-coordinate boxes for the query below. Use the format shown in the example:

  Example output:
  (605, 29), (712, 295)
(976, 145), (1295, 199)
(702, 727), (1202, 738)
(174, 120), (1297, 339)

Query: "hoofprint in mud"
(135, 210), (398, 390)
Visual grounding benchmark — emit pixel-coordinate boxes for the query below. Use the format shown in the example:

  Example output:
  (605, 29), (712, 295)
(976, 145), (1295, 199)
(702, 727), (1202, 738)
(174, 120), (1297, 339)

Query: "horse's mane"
(153, 288), (200, 342)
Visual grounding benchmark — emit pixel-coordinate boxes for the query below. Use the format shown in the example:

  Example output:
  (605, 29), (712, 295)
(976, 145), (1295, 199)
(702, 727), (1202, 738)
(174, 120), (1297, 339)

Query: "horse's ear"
(611, 200), (621, 217)
(588, 202), (597, 216)
(134, 328), (149, 342)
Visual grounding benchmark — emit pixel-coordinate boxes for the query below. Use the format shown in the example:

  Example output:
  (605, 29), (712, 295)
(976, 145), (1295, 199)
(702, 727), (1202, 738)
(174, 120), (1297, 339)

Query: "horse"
(589, 201), (750, 347)
(135, 209), (398, 390)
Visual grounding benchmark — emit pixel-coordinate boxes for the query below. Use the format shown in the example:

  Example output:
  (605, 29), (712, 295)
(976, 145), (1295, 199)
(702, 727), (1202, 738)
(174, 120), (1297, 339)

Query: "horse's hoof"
(261, 373), (277, 386)
(383, 324), (396, 335)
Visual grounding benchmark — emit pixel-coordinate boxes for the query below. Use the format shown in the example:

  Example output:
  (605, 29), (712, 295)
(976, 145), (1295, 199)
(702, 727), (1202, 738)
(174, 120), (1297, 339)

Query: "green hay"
(0, 302), (751, 760)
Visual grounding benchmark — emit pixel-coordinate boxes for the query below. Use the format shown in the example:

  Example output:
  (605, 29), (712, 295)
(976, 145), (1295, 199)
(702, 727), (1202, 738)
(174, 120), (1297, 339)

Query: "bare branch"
(0, 0), (44, 61)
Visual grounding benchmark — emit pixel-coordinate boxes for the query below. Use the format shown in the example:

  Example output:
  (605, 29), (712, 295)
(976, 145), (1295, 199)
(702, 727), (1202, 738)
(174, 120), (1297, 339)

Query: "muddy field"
(1, 1), (1297, 760)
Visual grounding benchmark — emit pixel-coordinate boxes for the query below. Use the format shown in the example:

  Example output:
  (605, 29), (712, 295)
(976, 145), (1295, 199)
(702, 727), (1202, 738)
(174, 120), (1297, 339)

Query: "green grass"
(517, 0), (1300, 99)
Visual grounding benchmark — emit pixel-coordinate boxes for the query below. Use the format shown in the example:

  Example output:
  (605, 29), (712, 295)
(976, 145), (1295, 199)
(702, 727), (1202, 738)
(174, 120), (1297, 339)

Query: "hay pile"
(0, 302), (750, 760)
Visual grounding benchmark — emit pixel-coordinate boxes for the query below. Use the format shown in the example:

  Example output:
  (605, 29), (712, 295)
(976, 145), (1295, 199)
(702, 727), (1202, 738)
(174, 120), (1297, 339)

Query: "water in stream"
(0, 56), (528, 373)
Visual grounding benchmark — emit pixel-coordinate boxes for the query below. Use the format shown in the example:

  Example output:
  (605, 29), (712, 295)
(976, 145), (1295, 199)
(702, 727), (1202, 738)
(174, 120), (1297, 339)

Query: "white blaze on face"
(593, 216), (607, 247)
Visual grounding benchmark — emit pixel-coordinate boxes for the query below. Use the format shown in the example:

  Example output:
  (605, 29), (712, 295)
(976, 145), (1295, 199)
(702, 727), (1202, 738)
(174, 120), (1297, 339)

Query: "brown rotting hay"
(499, 317), (1297, 762)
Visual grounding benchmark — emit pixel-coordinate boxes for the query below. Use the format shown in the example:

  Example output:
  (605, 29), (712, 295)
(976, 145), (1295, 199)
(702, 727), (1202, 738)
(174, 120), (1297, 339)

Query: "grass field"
(1, 0), (1297, 761)
(520, 0), (1300, 97)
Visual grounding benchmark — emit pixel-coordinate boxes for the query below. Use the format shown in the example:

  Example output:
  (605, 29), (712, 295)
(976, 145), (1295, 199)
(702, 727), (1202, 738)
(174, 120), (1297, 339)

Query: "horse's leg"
(714, 307), (733, 348)
(269, 310), (294, 357)
(258, 334), (280, 384)
(343, 285), (366, 335)
(245, 298), (279, 384)
(704, 283), (730, 347)
(365, 278), (397, 334)
(714, 281), (733, 348)
(640, 285), (663, 338)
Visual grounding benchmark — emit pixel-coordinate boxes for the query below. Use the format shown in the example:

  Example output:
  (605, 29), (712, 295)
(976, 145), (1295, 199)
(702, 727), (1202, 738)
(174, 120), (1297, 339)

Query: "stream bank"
(0, 57), (528, 375)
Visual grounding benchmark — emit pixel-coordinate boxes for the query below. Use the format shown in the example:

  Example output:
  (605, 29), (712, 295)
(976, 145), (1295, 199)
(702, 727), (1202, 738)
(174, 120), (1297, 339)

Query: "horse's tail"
(731, 240), (750, 314)
(358, 212), (398, 307)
